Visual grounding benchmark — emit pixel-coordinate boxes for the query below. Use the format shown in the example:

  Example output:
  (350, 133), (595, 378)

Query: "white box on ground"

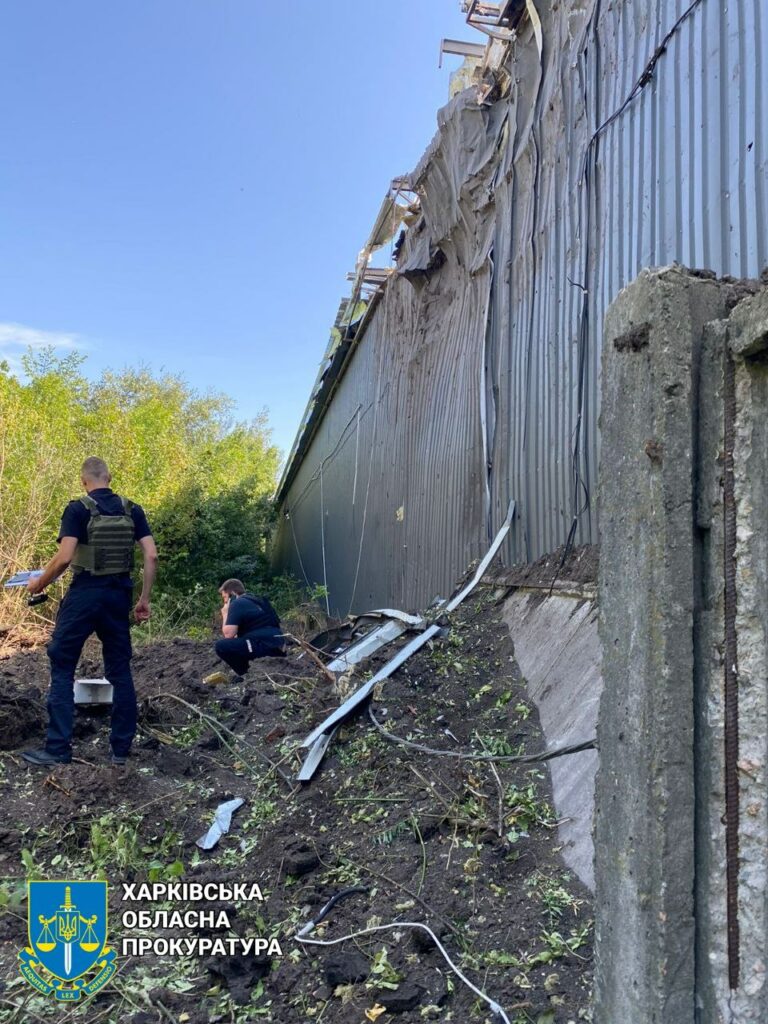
(74, 678), (113, 705)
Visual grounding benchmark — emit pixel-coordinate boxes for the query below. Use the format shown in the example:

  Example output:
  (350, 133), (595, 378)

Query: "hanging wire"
(550, 0), (705, 594)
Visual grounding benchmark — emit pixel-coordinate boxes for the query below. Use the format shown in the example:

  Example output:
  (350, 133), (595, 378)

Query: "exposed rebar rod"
(723, 347), (740, 990)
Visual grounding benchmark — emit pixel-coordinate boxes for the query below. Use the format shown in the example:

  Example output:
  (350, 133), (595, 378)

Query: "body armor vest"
(70, 495), (136, 576)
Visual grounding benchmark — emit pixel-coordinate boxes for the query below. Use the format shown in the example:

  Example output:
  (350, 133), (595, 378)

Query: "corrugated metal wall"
(274, 0), (768, 617)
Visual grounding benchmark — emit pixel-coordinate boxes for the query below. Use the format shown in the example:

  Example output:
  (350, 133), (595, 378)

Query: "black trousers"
(214, 636), (285, 676)
(46, 585), (136, 757)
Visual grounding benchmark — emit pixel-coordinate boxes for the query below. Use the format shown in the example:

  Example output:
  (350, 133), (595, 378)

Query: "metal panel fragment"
(300, 624), (443, 758)
(296, 729), (339, 783)
(326, 620), (411, 674)
(196, 797), (245, 850)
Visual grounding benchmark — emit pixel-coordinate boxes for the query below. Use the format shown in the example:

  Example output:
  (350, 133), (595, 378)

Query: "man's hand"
(134, 598), (151, 623)
(27, 537), (78, 592)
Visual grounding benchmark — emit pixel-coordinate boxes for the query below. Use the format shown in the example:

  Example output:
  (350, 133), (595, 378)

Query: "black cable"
(550, 0), (705, 596)
(368, 704), (595, 763)
(299, 886), (369, 934)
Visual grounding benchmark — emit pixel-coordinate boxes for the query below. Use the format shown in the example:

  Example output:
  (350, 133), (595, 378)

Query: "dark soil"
(0, 588), (592, 1023)
(488, 544), (599, 590)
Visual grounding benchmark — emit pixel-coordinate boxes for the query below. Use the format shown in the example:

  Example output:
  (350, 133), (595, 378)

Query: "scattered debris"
(297, 726), (339, 783)
(0, 584), (592, 1022)
(202, 670), (229, 686)
(327, 610), (424, 674)
(196, 797), (245, 850)
(297, 501), (516, 780)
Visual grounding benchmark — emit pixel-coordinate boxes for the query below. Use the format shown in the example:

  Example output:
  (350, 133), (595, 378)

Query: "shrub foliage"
(0, 348), (291, 632)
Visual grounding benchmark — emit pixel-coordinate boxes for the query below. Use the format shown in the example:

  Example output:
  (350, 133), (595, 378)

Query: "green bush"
(0, 347), (297, 636)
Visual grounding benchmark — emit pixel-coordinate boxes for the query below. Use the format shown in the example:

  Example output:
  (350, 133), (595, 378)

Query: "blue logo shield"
(27, 881), (108, 982)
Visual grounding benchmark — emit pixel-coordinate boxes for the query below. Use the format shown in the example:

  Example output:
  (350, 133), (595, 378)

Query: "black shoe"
(109, 748), (128, 765)
(21, 749), (72, 766)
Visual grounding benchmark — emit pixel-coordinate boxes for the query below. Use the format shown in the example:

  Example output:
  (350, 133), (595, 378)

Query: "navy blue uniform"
(215, 593), (285, 675)
(46, 488), (152, 759)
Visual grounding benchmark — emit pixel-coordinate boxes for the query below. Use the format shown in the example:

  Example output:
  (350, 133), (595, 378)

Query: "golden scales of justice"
(35, 886), (100, 977)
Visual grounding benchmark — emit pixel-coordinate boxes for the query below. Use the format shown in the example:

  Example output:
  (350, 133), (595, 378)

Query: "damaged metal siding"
(274, 0), (768, 616)
(278, 261), (490, 615)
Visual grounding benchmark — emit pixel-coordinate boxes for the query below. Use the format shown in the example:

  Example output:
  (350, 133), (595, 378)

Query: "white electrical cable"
(351, 405), (360, 506)
(295, 919), (511, 1023)
(288, 512), (311, 588)
(318, 460), (330, 615)
(346, 286), (392, 616)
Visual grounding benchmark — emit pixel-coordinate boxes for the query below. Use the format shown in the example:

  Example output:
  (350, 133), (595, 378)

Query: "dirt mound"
(0, 591), (592, 1023)
(0, 687), (44, 750)
(489, 542), (599, 590)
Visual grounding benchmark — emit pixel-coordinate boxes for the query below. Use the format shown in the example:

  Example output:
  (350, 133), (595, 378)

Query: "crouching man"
(213, 579), (285, 677)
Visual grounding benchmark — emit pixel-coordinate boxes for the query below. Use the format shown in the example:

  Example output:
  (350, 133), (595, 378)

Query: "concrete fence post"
(593, 266), (754, 1024)
(723, 291), (768, 1020)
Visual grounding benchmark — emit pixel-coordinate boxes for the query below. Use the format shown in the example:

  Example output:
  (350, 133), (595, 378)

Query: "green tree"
(0, 349), (284, 634)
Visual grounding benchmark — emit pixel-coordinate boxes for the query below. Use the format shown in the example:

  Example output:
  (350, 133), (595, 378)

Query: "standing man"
(22, 457), (158, 766)
(210, 579), (285, 680)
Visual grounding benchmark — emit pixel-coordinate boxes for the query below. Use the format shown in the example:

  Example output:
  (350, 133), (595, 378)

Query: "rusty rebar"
(723, 348), (740, 990)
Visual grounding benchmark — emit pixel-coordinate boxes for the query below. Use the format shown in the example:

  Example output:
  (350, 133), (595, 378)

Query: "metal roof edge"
(275, 284), (386, 504)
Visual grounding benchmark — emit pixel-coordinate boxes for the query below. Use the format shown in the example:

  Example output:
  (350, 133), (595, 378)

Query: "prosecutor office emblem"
(19, 881), (117, 1001)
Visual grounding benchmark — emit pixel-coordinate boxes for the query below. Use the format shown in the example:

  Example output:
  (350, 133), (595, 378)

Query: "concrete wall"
(594, 267), (768, 1023)
(500, 590), (601, 891)
(727, 291), (768, 1016)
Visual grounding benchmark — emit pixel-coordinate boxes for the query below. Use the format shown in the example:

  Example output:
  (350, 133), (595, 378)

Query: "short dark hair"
(219, 579), (245, 597)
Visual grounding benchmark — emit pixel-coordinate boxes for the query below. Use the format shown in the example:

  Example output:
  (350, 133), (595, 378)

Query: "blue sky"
(0, 1), (473, 459)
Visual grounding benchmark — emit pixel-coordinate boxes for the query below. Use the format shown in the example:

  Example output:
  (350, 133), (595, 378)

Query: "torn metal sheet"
(296, 727), (339, 783)
(195, 797), (245, 850)
(276, 1), (766, 607)
(366, 192), (420, 254)
(326, 609), (424, 672)
(300, 623), (442, 757)
(366, 608), (424, 626)
(300, 501), (515, 756)
(525, 0), (543, 57)
(326, 620), (407, 674)
(444, 500), (515, 613)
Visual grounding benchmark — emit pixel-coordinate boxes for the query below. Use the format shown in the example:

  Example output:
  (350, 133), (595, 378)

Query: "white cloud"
(0, 322), (81, 352)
